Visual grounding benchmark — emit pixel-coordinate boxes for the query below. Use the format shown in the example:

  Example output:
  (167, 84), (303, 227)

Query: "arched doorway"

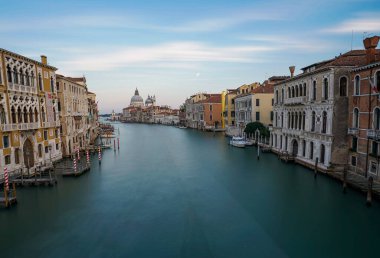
(23, 138), (34, 168)
(292, 140), (298, 157)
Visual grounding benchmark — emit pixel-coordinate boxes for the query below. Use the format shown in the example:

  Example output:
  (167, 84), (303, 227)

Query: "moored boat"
(229, 136), (247, 148)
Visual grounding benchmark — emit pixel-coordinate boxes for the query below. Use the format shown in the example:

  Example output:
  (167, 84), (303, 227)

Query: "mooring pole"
(367, 177), (373, 206)
(114, 139), (116, 152)
(257, 144), (260, 160)
(98, 146), (102, 165)
(117, 138), (120, 150)
(314, 157), (319, 179)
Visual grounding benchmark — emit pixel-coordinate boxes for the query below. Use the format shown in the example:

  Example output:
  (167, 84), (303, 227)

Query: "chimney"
(41, 55), (47, 65)
(289, 66), (295, 78)
(363, 36), (379, 64)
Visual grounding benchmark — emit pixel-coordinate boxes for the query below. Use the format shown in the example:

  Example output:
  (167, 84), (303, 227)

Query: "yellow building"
(0, 49), (62, 176)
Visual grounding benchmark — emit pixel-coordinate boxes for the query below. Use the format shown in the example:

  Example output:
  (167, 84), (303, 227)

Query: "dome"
(130, 88), (144, 107)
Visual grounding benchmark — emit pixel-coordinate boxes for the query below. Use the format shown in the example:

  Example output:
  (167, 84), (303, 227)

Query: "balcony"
(367, 129), (380, 140)
(282, 128), (303, 136)
(348, 128), (359, 135)
(1, 122), (40, 132)
(43, 121), (60, 128)
(284, 96), (307, 106)
(7, 83), (37, 94)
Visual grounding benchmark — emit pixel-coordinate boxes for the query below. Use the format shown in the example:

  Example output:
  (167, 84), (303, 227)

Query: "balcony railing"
(43, 121), (60, 128)
(348, 128), (359, 135)
(284, 96), (307, 105)
(367, 129), (380, 140)
(1, 122), (40, 131)
(7, 83), (37, 94)
(282, 128), (303, 136)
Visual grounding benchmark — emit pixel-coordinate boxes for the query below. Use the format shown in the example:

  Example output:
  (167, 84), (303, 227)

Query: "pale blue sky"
(1, 0), (379, 113)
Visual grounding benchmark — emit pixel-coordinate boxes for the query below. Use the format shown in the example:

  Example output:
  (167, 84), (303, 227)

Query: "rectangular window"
(256, 99), (260, 106)
(38, 144), (43, 157)
(56, 82), (60, 91)
(55, 129), (59, 138)
(210, 114), (213, 121)
(271, 98), (274, 106)
(44, 130), (48, 140)
(210, 105), (212, 111)
(372, 141), (378, 156)
(5, 155), (11, 165)
(256, 112), (260, 121)
(56, 143), (59, 150)
(370, 161), (377, 174)
(270, 111), (274, 121)
(231, 111), (235, 117)
(351, 156), (357, 167)
(3, 135), (9, 148)
(45, 146), (49, 153)
(352, 137), (358, 152)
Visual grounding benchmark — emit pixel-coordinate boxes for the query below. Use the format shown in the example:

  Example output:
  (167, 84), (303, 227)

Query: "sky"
(1, 0), (380, 113)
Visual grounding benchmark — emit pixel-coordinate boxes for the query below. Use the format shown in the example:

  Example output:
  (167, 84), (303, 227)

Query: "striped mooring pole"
(86, 150), (90, 165)
(77, 147), (80, 160)
(4, 167), (9, 191)
(73, 157), (77, 173)
(98, 146), (102, 164)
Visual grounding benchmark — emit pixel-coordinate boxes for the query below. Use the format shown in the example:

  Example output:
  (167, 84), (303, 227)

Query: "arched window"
(0, 105), (6, 124)
(312, 80), (316, 100)
(354, 75), (360, 95)
(320, 144), (325, 164)
(298, 112), (302, 130)
(53, 107), (56, 122)
(13, 67), (18, 84)
(299, 84), (303, 96)
(11, 106), (16, 124)
(376, 71), (380, 92)
(50, 76), (54, 92)
(287, 112), (290, 128)
(20, 69), (24, 85)
(23, 107), (28, 123)
(302, 112), (306, 130)
(25, 71), (30, 86)
(275, 90), (278, 104)
(322, 111), (327, 133)
(310, 142), (314, 160)
(7, 65), (12, 83)
(374, 108), (380, 130)
(281, 88), (284, 103)
(292, 87), (295, 98)
(29, 107), (33, 123)
(30, 71), (35, 87)
(34, 107), (38, 122)
(303, 83), (306, 96)
(281, 112), (284, 127)
(291, 112), (295, 129)
(295, 112), (298, 129)
(38, 73), (43, 91)
(295, 86), (299, 97)
(288, 88), (291, 98)
(311, 111), (316, 132)
(339, 77), (347, 96)
(323, 78), (328, 100)
(17, 107), (22, 123)
(353, 108), (359, 128)
(42, 107), (46, 122)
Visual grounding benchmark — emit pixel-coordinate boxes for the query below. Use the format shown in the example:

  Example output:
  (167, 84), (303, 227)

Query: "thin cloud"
(322, 13), (380, 34)
(57, 42), (274, 72)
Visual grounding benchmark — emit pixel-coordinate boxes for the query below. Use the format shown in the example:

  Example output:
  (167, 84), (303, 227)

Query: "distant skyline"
(2, 0), (380, 113)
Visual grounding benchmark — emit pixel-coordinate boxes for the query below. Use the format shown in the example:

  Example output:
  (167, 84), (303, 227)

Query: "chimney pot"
(289, 66), (295, 78)
(41, 55), (47, 65)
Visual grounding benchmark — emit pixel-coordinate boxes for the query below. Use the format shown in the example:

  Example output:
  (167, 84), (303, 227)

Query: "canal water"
(1, 123), (380, 258)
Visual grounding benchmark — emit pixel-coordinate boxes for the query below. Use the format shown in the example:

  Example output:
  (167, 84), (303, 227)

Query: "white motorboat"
(178, 126), (187, 129)
(229, 136), (247, 148)
(245, 139), (255, 146)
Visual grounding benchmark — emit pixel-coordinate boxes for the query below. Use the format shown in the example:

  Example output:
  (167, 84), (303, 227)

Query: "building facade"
(0, 49), (62, 176)
(347, 36), (380, 179)
(57, 75), (90, 157)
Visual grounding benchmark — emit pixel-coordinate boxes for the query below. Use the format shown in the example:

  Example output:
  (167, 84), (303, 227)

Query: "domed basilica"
(130, 88), (156, 107)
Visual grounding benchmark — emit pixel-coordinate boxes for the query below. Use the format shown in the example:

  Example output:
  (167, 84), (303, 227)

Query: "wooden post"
(114, 139), (116, 151)
(343, 169), (347, 193)
(314, 158), (319, 179)
(117, 138), (120, 150)
(257, 144), (260, 160)
(367, 177), (373, 206)
(12, 182), (16, 201)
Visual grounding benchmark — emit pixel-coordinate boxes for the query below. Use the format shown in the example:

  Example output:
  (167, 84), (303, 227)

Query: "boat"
(178, 126), (187, 129)
(229, 136), (247, 148)
(245, 139), (255, 146)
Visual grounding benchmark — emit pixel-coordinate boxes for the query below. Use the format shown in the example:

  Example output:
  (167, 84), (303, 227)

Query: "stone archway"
(292, 140), (298, 157)
(23, 138), (34, 168)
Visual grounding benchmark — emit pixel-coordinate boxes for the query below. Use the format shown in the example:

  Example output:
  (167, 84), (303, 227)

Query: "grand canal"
(1, 123), (380, 257)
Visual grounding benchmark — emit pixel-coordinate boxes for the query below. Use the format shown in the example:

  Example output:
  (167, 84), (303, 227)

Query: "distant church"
(129, 88), (156, 107)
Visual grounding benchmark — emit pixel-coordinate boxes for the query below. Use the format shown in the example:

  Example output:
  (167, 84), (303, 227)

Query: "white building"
(270, 51), (365, 172)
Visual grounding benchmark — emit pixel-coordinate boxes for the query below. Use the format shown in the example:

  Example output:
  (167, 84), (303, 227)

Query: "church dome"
(130, 88), (143, 107)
